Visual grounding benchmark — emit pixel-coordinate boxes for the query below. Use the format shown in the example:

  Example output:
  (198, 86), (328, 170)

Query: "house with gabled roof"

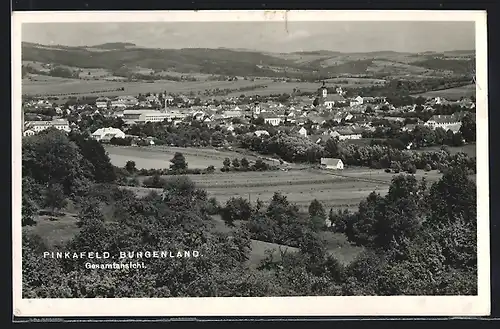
(425, 114), (462, 132)
(320, 158), (344, 170)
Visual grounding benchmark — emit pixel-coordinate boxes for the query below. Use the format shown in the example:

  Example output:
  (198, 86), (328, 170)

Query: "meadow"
(104, 145), (277, 170)
(414, 83), (476, 100)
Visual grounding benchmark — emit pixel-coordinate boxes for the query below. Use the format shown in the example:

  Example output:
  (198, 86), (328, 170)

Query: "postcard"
(12, 10), (489, 317)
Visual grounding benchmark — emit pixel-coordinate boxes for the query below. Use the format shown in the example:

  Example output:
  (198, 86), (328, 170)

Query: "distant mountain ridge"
(21, 41), (475, 78)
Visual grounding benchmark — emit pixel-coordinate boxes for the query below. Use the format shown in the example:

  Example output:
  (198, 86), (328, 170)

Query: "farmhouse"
(92, 127), (126, 141)
(424, 114), (462, 132)
(320, 158), (344, 170)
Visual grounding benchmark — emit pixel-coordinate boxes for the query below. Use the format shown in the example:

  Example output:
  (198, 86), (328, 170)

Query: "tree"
(240, 158), (250, 169)
(223, 158), (231, 168)
(170, 152), (187, 171)
(254, 159), (268, 171)
(308, 199), (327, 231)
(206, 197), (221, 215)
(325, 138), (340, 158)
(206, 165), (215, 174)
(125, 160), (137, 173)
(232, 158), (240, 168)
(43, 183), (67, 216)
(221, 197), (253, 227)
(459, 113), (476, 143)
(70, 133), (116, 183)
(23, 128), (93, 195)
(22, 195), (38, 226)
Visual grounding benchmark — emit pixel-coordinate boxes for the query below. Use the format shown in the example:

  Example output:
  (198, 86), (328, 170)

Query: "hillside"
(21, 42), (475, 79)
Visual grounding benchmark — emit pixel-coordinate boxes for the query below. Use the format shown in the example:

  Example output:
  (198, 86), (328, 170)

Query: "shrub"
(142, 174), (167, 188)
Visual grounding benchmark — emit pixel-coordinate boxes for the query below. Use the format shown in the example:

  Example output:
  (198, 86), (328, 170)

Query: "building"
(424, 114), (462, 132)
(330, 128), (362, 140)
(298, 127), (308, 137)
(23, 129), (35, 137)
(320, 158), (344, 170)
(122, 109), (187, 125)
(315, 82), (346, 109)
(254, 130), (270, 137)
(92, 127), (126, 141)
(261, 112), (282, 126)
(111, 96), (139, 109)
(96, 97), (109, 109)
(24, 119), (71, 134)
(350, 96), (364, 107)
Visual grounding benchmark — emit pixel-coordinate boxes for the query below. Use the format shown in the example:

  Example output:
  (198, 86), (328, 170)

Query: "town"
(22, 81), (475, 155)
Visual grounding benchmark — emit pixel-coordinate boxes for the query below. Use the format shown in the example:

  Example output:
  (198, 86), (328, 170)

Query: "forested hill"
(21, 42), (475, 78)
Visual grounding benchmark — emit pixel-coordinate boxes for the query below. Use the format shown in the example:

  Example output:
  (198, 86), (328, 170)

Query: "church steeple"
(320, 81), (328, 98)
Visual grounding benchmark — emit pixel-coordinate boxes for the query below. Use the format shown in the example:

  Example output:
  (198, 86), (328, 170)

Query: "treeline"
(238, 133), (324, 163)
(237, 131), (476, 173)
(220, 157), (278, 172)
(25, 87), (125, 98)
(364, 112), (476, 148)
(125, 120), (235, 148)
(324, 138), (476, 174)
(202, 84), (269, 97)
(22, 64), (79, 79)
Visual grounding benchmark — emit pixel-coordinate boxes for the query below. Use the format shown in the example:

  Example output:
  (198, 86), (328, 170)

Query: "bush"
(406, 164), (417, 174)
(384, 168), (391, 173)
(142, 174), (167, 188)
(424, 164), (432, 172)
(126, 177), (140, 187)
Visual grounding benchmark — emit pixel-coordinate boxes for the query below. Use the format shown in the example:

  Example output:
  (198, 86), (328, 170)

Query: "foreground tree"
(43, 183), (67, 216)
(221, 197), (253, 227)
(308, 199), (327, 231)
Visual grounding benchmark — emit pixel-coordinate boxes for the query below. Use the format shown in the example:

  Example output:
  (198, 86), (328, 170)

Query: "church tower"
(320, 81), (328, 98)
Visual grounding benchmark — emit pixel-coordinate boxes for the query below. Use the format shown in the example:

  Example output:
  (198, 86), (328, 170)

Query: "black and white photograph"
(12, 10), (489, 317)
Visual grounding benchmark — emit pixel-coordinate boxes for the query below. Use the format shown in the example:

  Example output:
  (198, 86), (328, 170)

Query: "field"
(414, 84), (476, 100)
(125, 167), (443, 212)
(22, 76), (277, 97)
(105, 145), (443, 210)
(22, 74), (385, 99)
(104, 145), (278, 170)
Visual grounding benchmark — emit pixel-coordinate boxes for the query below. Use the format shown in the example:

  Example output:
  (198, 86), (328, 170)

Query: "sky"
(22, 21), (475, 53)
